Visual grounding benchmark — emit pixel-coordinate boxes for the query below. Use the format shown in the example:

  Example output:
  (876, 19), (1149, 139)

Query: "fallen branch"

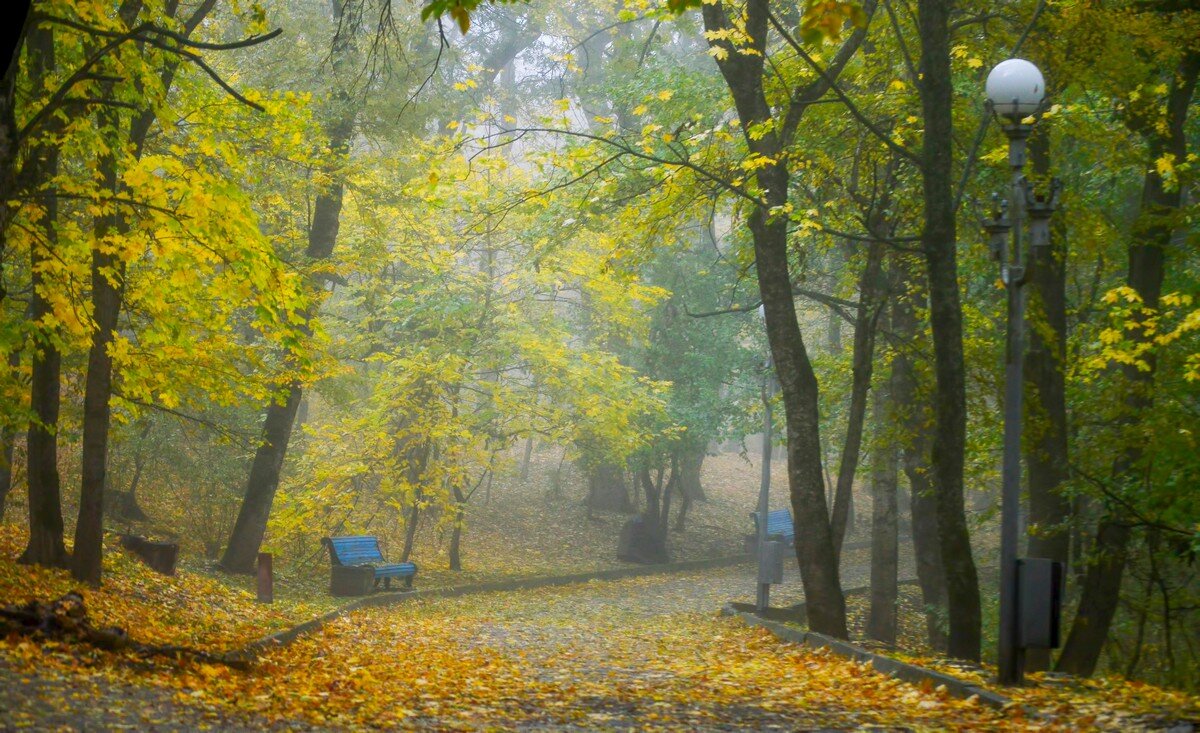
(0, 592), (250, 670)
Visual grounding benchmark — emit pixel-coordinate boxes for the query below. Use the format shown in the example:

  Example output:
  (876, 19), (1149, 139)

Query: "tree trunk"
(701, 0), (849, 638)
(0, 338), (20, 520)
(868, 371), (899, 645)
(519, 435), (534, 481)
(892, 256), (948, 652)
(585, 461), (633, 513)
(831, 238), (887, 558)
(677, 446), (706, 502)
(73, 42), (140, 580)
(73, 0), (208, 583)
(0, 312), (24, 523)
(917, 0), (980, 661)
(220, 105), (355, 573)
(20, 23), (67, 569)
(1057, 51), (1199, 677)
(0, 425), (13, 522)
(400, 502), (421, 564)
(219, 384), (303, 573)
(448, 486), (465, 571)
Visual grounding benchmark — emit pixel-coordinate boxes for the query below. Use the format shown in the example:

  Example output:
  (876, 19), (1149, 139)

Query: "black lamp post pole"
(757, 354), (774, 613)
(986, 108), (1060, 686)
(997, 119), (1031, 686)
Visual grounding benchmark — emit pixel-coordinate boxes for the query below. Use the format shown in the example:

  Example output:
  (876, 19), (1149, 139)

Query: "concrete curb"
(720, 591), (1011, 710)
(244, 553), (753, 653)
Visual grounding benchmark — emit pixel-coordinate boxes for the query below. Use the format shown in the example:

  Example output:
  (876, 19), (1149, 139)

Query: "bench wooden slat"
(750, 509), (795, 546)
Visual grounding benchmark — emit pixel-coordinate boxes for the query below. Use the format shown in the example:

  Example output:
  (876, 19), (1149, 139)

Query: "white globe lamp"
(985, 59), (1045, 119)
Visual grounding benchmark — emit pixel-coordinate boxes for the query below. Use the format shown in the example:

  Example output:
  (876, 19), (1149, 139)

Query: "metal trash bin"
(758, 539), (784, 585)
(1018, 557), (1064, 649)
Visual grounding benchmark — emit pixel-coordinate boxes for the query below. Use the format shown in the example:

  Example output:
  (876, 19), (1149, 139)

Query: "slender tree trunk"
(220, 1), (356, 572)
(399, 440), (433, 564)
(917, 0), (980, 661)
(220, 108), (354, 573)
(658, 457), (676, 538)
(893, 257), (948, 652)
(831, 239), (887, 558)
(73, 164), (125, 583)
(677, 446), (706, 502)
(448, 486), (465, 571)
(19, 24), (67, 569)
(868, 367), (899, 644)
(700, 0), (879, 638)
(519, 435), (534, 481)
(0, 341), (20, 521)
(73, 0), (210, 583)
(0, 424), (13, 522)
(585, 461), (633, 513)
(1057, 52), (1199, 677)
(400, 501), (421, 564)
(74, 62), (138, 582)
(220, 384), (303, 573)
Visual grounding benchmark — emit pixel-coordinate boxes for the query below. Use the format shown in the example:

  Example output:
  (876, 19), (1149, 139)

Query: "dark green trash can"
(330, 564), (374, 596)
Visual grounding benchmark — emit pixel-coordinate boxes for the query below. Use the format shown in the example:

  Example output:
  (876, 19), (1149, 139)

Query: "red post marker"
(257, 552), (273, 604)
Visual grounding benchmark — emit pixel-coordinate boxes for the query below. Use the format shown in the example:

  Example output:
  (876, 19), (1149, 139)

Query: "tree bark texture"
(892, 256), (948, 651)
(448, 486), (466, 571)
(831, 238), (887, 559)
(585, 461), (633, 513)
(677, 446), (706, 502)
(701, 0), (873, 638)
(20, 23), (67, 569)
(74, 0), (206, 583)
(220, 104), (355, 574)
(868, 371), (899, 645)
(1056, 51), (1199, 677)
(917, 0), (981, 661)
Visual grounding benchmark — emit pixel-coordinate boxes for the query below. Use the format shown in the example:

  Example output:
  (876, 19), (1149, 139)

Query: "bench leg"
(405, 576), (413, 589)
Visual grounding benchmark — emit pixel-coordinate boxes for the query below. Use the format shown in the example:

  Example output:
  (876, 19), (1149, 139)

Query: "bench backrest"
(324, 536), (385, 566)
(752, 509), (795, 538)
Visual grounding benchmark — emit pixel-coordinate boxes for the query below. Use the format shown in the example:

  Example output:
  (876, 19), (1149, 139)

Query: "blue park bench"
(750, 508), (796, 547)
(322, 536), (417, 595)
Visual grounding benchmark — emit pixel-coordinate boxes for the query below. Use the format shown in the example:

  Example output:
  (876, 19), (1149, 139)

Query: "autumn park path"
(2, 547), (1026, 731)
(225, 546), (1017, 731)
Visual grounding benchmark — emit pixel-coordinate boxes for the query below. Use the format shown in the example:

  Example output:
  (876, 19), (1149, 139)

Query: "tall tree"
(916, 0), (980, 661)
(1057, 49), (1200, 677)
(890, 255), (947, 651)
(867, 356), (899, 644)
(18, 22), (68, 568)
(699, 0), (879, 638)
(73, 0), (230, 583)
(220, 2), (361, 574)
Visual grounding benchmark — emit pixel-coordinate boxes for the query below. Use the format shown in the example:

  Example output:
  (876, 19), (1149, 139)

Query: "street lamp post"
(756, 305), (777, 613)
(983, 58), (1061, 686)
(756, 351), (774, 612)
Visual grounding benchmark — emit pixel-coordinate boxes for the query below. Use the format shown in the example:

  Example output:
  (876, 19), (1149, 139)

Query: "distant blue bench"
(750, 508), (795, 547)
(322, 536), (416, 592)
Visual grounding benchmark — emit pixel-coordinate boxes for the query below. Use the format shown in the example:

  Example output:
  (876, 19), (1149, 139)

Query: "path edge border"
(720, 597), (1011, 711)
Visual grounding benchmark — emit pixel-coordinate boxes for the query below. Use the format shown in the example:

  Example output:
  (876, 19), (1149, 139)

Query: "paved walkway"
(3, 546), (939, 731)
